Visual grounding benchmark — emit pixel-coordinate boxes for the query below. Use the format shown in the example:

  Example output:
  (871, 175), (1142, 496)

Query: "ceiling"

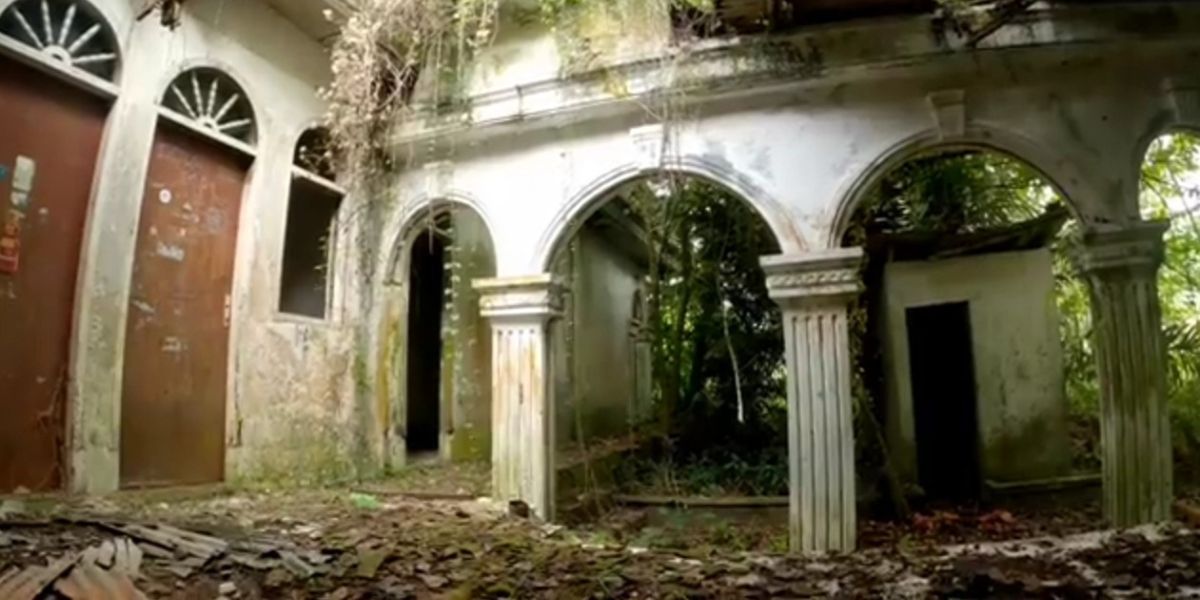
(261, 0), (348, 44)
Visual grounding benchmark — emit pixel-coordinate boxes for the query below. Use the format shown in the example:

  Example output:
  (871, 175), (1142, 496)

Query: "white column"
(762, 249), (864, 554)
(473, 275), (563, 520)
(1079, 222), (1174, 527)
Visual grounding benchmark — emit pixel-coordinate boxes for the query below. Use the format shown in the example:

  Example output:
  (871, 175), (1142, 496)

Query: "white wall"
(881, 249), (1073, 485)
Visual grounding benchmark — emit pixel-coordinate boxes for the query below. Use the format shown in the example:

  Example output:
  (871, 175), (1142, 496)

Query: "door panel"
(0, 58), (107, 492)
(120, 124), (246, 488)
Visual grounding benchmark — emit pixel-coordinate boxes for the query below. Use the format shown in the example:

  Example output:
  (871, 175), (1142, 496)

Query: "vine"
(322, 0), (499, 188)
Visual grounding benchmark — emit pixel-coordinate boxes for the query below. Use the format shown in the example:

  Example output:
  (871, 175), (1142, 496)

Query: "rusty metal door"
(120, 123), (247, 488)
(0, 58), (107, 492)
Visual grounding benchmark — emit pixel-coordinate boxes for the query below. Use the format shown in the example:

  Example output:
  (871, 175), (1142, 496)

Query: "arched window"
(0, 0), (119, 81)
(161, 67), (257, 146)
(279, 127), (342, 320)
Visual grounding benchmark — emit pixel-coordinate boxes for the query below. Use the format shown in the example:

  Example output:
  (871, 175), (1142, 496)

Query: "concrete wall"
(0, 0), (373, 490)
(881, 249), (1073, 485)
(554, 226), (647, 450)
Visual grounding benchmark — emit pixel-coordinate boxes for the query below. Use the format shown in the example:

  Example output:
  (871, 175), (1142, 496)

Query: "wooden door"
(0, 58), (107, 492)
(120, 124), (247, 488)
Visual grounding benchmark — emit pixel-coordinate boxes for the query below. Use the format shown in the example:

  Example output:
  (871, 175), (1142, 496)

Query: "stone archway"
(834, 139), (1176, 530)
(383, 201), (497, 471)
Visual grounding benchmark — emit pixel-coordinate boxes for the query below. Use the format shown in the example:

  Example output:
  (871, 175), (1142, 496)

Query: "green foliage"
(1142, 134), (1200, 458)
(616, 178), (788, 495)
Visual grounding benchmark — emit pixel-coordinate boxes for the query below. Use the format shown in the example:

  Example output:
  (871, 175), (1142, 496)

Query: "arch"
(534, 157), (806, 271)
(0, 0), (121, 81)
(385, 192), (498, 286)
(827, 125), (1099, 248)
(159, 64), (258, 146)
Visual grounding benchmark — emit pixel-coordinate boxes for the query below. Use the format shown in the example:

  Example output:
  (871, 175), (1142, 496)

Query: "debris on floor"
(0, 488), (1197, 598)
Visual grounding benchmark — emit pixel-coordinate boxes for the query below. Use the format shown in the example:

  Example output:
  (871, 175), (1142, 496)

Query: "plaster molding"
(761, 248), (865, 306)
(1164, 78), (1200, 126)
(927, 89), (966, 140)
(1077, 221), (1169, 276)
(474, 275), (564, 322)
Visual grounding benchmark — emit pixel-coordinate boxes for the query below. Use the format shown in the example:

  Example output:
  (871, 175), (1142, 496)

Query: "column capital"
(1077, 221), (1169, 277)
(473, 274), (564, 323)
(760, 248), (865, 307)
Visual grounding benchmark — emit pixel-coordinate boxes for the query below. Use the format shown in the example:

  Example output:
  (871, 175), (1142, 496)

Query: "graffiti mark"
(132, 300), (156, 315)
(0, 164), (8, 182)
(161, 337), (185, 354)
(12, 156), (35, 193)
(155, 241), (185, 262)
(10, 192), (28, 209)
(204, 207), (225, 233)
(0, 210), (24, 274)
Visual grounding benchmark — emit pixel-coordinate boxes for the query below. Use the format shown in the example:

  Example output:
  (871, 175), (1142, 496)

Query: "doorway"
(906, 301), (981, 501)
(406, 230), (447, 455)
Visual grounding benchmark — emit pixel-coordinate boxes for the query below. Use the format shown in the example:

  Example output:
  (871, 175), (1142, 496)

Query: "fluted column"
(1078, 222), (1174, 527)
(762, 249), (864, 554)
(473, 275), (564, 520)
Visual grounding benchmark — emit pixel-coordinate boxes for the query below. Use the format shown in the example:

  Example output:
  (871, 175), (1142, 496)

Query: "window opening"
(279, 128), (342, 319)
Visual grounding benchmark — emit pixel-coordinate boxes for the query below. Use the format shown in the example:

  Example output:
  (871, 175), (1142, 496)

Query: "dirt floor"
(2, 479), (1200, 598)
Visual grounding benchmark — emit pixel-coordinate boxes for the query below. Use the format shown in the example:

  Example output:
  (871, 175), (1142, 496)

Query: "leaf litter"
(0, 488), (1198, 598)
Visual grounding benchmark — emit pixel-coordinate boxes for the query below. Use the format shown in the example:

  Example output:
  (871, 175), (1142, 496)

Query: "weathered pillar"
(762, 249), (864, 554)
(1078, 222), (1174, 527)
(473, 275), (563, 520)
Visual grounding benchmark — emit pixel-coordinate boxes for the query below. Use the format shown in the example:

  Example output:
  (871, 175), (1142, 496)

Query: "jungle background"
(599, 133), (1200, 507)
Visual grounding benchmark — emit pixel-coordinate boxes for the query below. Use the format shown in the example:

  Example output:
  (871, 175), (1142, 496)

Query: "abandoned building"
(0, 0), (1196, 555)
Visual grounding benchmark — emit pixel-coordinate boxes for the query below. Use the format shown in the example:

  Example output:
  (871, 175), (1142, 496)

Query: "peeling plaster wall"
(881, 249), (1073, 485)
(23, 0), (369, 491)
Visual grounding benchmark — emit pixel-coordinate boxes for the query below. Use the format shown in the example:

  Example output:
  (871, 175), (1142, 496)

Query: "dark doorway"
(406, 230), (447, 454)
(906, 302), (981, 501)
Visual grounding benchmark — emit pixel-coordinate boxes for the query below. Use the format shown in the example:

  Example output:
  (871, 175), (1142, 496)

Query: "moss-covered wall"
(443, 209), (495, 462)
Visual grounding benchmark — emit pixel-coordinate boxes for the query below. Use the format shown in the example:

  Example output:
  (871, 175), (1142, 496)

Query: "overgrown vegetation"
(574, 179), (789, 498)
(844, 137), (1200, 489)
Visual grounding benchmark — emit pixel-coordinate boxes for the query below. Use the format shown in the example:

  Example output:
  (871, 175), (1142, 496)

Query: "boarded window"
(279, 177), (341, 319)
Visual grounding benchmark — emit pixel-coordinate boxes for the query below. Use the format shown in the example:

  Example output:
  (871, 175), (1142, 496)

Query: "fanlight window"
(0, 0), (119, 81)
(294, 127), (336, 181)
(161, 67), (257, 146)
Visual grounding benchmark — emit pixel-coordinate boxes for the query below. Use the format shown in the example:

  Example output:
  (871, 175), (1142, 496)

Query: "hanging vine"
(322, 0), (499, 188)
